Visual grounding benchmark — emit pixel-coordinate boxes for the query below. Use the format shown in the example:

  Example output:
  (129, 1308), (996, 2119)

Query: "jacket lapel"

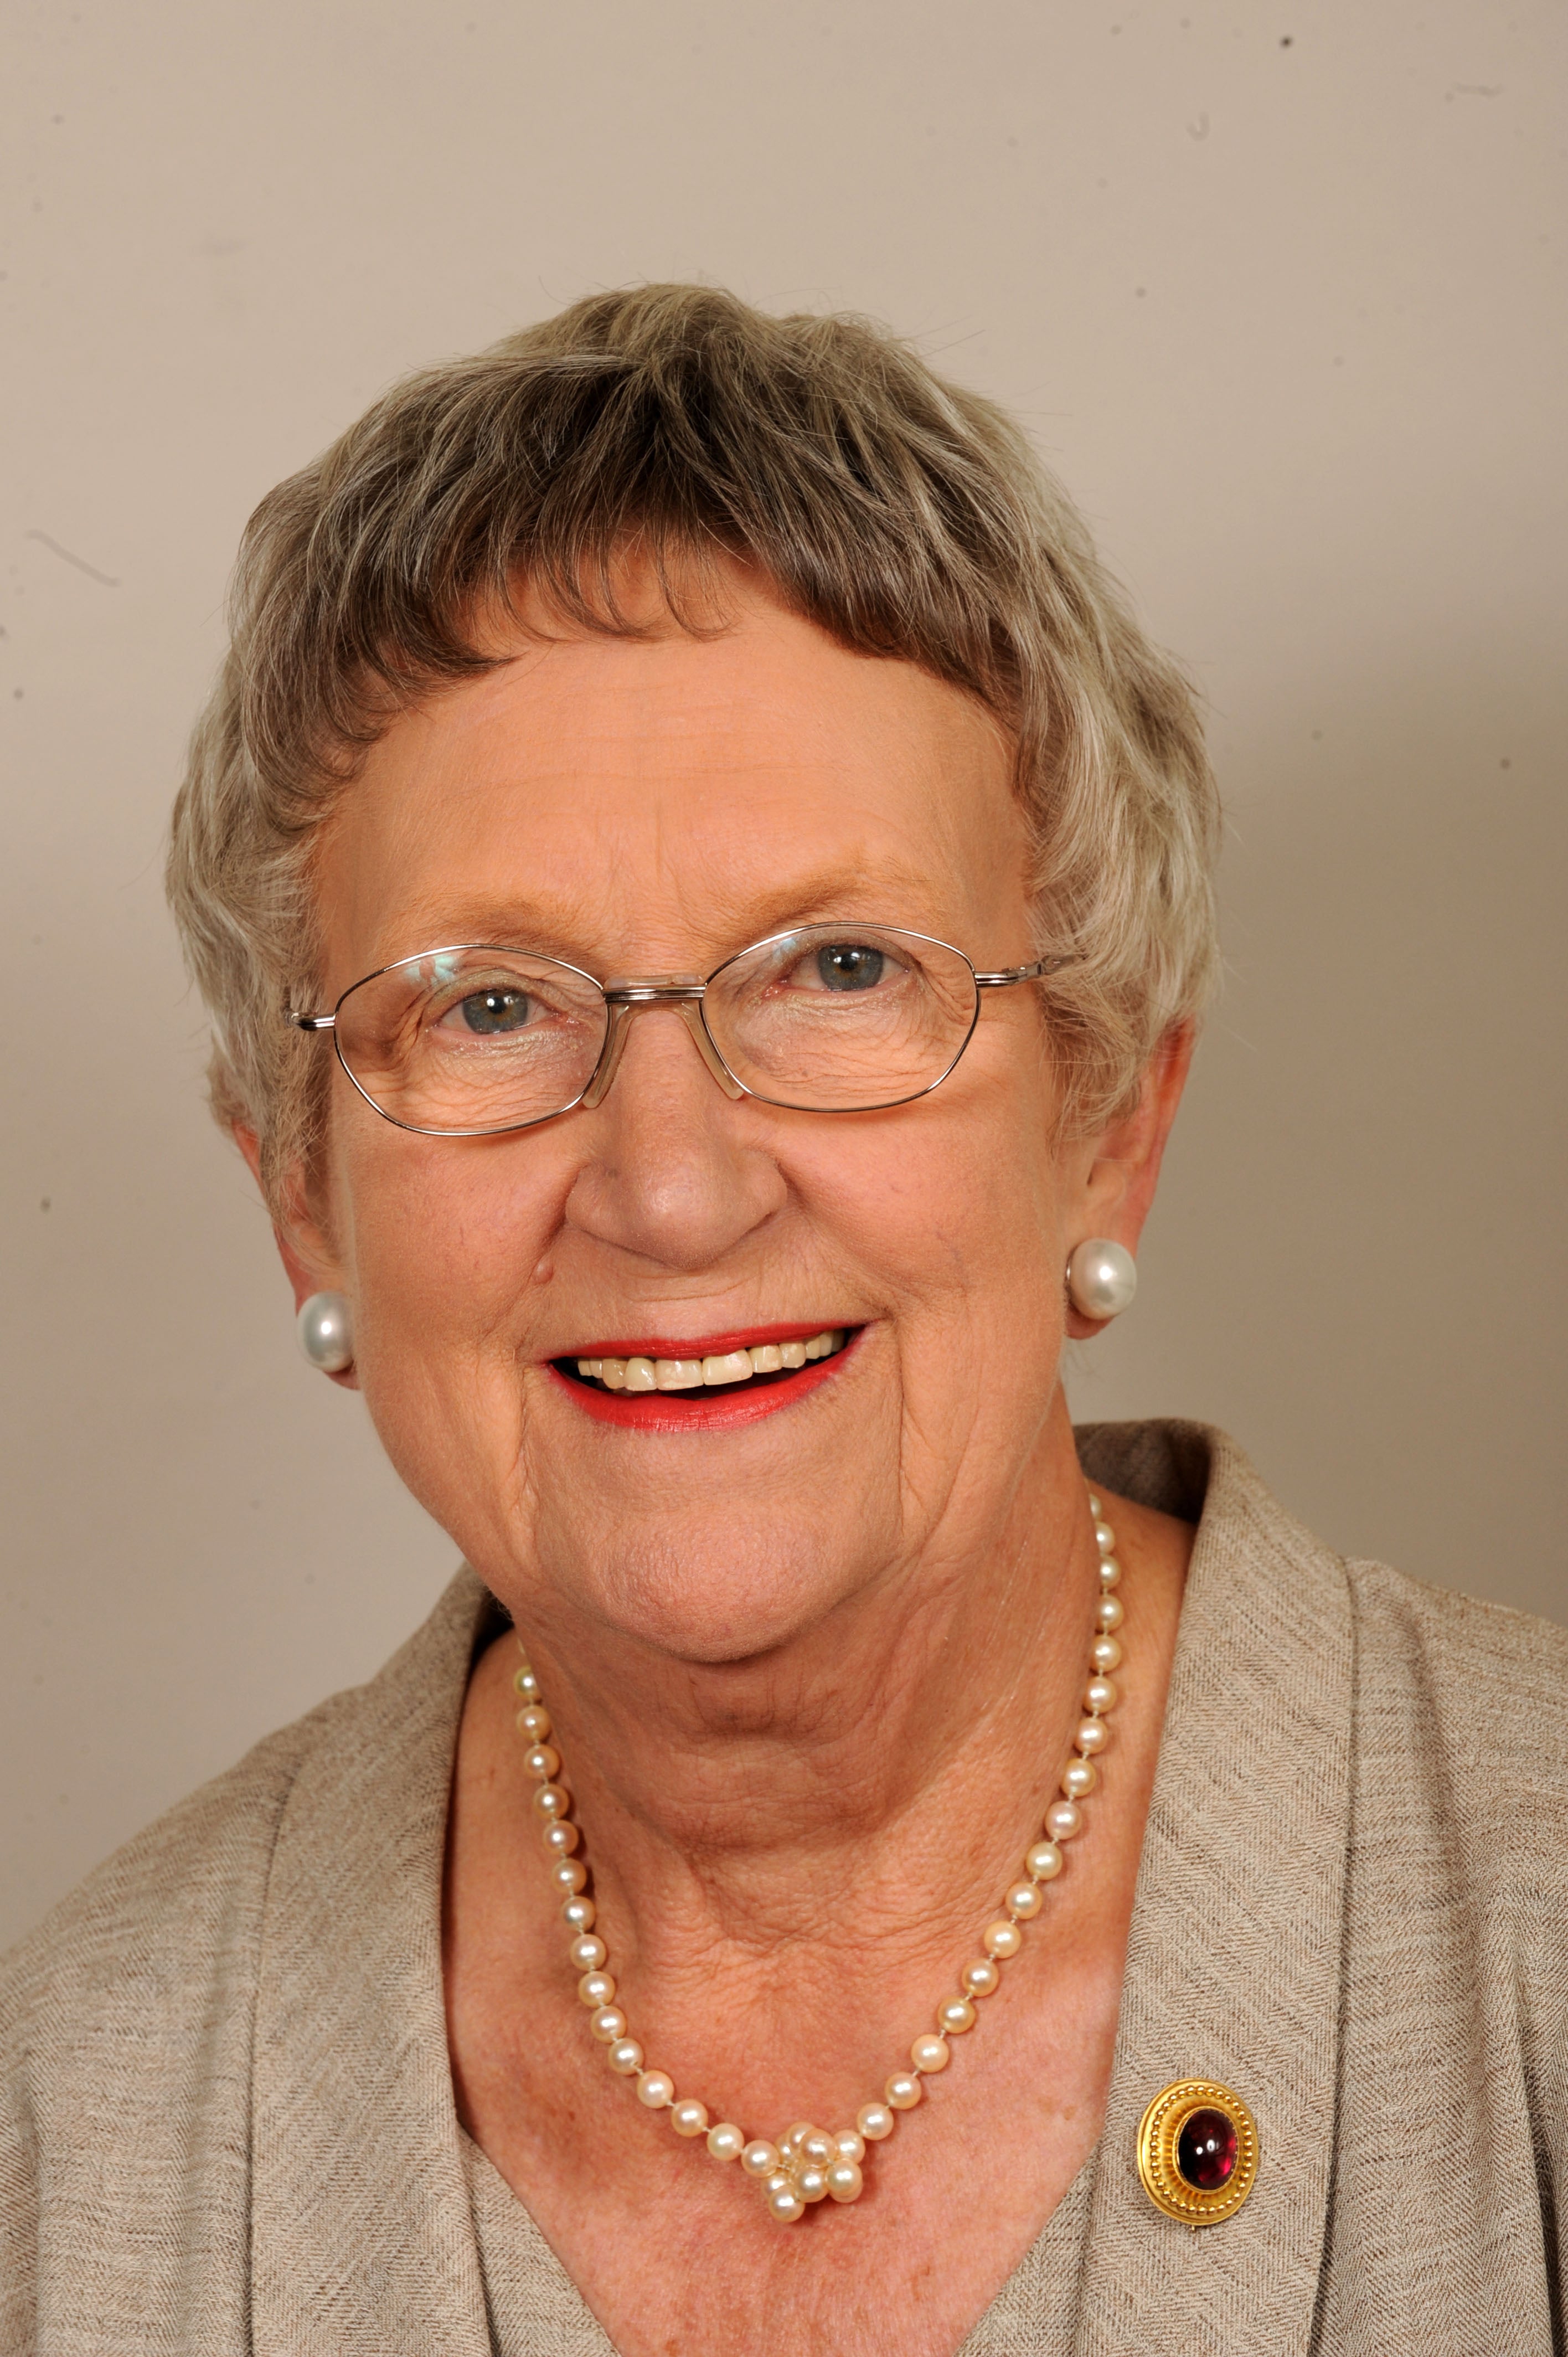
(245, 1424), (1349, 2352)
(1073, 1422), (1350, 2353)
(250, 1568), (498, 2355)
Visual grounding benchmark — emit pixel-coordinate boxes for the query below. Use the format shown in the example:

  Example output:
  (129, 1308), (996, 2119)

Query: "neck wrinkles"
(495, 1407), (1104, 1973)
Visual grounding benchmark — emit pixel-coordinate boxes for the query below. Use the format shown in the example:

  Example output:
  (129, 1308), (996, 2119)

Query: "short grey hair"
(167, 284), (1220, 1208)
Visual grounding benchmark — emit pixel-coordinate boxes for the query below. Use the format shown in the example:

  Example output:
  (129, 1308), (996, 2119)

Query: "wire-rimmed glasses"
(287, 922), (1074, 1139)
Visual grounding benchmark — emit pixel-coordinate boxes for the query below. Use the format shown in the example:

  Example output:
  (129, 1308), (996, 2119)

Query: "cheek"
(334, 1126), (564, 1369)
(811, 1072), (1069, 1347)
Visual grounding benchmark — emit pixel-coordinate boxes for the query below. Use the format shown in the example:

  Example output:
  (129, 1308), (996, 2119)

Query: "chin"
(539, 1517), (870, 1665)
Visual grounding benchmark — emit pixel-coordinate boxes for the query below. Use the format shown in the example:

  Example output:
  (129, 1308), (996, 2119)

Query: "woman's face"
(295, 569), (1143, 1659)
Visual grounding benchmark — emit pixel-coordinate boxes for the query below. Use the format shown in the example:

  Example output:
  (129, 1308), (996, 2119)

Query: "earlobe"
(234, 1123), (359, 1386)
(1061, 1023), (1195, 1338)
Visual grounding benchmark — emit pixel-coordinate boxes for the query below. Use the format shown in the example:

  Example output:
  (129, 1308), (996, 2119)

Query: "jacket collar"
(248, 1422), (1350, 2350)
(250, 1567), (497, 2354)
(1071, 1421), (1350, 2351)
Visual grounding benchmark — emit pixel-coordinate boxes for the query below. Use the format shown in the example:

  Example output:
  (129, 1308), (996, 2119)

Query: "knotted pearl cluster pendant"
(513, 1490), (1128, 2224)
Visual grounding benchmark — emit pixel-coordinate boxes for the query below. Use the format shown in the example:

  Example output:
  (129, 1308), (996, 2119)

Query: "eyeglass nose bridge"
(580, 977), (747, 1110)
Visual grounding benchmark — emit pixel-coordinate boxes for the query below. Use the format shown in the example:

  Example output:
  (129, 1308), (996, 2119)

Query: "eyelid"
(776, 934), (904, 980)
(426, 975), (528, 1023)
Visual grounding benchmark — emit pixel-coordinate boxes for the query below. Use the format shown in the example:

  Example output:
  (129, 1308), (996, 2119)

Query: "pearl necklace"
(513, 1492), (1127, 2225)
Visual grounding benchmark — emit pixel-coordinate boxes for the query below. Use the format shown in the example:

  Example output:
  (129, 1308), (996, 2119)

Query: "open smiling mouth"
(548, 1327), (857, 1426)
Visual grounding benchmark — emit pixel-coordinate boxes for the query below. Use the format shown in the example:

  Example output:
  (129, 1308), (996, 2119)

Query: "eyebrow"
(372, 863), (950, 969)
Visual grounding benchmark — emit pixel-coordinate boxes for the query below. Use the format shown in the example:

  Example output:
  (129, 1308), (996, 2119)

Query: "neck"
(502, 1397), (1102, 1973)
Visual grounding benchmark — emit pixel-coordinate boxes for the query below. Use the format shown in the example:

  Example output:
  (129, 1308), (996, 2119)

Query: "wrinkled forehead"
(313, 578), (1030, 990)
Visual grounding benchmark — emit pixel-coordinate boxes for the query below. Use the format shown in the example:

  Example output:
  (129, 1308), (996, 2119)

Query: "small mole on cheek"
(532, 1256), (556, 1285)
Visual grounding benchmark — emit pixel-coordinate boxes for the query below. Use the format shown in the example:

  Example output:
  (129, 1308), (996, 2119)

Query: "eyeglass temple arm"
(290, 1011), (336, 1030)
(972, 956), (1077, 989)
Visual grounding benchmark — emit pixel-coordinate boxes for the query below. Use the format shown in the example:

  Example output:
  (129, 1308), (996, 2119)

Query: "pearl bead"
(515, 1469), (1131, 2216)
(296, 1291), (353, 1373)
(1086, 1491), (1102, 1516)
(1066, 1238), (1137, 1319)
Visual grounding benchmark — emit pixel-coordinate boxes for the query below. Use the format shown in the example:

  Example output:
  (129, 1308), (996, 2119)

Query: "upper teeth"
(576, 1330), (846, 1391)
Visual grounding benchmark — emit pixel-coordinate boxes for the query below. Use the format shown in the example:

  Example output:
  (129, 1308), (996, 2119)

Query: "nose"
(562, 1000), (788, 1272)
(581, 986), (744, 1111)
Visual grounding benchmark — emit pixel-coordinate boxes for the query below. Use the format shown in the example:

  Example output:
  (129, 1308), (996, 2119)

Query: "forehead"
(316, 575), (1028, 980)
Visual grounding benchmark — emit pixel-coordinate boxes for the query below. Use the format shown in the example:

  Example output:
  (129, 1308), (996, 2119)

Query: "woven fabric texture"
(3, 1421), (1565, 2354)
(463, 2126), (1091, 2356)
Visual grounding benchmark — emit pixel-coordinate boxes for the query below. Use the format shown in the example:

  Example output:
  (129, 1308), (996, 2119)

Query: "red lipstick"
(543, 1324), (861, 1432)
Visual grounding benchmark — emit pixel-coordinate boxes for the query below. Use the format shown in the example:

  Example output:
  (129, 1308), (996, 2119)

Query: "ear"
(234, 1124), (360, 1390)
(1062, 1023), (1195, 1340)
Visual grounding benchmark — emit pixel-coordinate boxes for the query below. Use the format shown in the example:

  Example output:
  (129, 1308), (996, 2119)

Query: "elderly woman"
(3, 287), (1566, 2357)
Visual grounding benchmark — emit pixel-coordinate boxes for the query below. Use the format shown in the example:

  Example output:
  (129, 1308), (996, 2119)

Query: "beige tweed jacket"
(3, 1421), (1566, 2354)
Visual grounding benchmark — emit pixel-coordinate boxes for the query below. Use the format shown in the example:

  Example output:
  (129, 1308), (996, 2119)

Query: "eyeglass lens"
(331, 927), (982, 1135)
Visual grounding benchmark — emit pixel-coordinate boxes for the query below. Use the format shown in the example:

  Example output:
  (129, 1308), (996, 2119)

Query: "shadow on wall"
(1067, 627), (1567, 1623)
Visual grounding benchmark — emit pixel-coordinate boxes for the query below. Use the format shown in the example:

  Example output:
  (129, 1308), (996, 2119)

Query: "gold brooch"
(1136, 2078), (1259, 2225)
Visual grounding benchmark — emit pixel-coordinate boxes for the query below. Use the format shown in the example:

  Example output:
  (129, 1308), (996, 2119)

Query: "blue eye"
(458, 989), (534, 1034)
(816, 945), (885, 992)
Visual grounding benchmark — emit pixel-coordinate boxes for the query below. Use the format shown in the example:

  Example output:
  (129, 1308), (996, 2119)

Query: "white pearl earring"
(296, 1291), (354, 1373)
(1066, 1239), (1137, 1321)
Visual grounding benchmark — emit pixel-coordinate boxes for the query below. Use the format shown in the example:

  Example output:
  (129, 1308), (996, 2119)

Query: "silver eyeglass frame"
(287, 924), (1077, 1139)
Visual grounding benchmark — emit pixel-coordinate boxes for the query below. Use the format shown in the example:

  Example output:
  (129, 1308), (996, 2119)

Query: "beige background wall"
(2, 0), (1563, 1950)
